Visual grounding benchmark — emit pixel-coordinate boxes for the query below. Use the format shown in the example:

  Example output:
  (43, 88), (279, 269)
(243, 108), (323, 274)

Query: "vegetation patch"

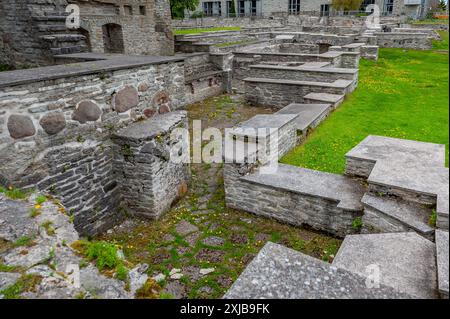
(0, 187), (28, 200)
(71, 240), (129, 282)
(0, 274), (42, 299)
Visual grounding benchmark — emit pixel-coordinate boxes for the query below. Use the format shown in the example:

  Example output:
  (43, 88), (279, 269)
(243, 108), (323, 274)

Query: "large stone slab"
(361, 193), (434, 240)
(224, 242), (411, 299)
(368, 162), (449, 230)
(436, 230), (449, 298)
(333, 232), (438, 299)
(242, 164), (365, 212)
(275, 103), (331, 133)
(345, 135), (446, 178)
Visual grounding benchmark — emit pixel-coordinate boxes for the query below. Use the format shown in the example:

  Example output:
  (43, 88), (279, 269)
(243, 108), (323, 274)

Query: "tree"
(170, 0), (200, 18)
(331, 0), (363, 11)
(229, 0), (237, 17)
(438, 0), (447, 12)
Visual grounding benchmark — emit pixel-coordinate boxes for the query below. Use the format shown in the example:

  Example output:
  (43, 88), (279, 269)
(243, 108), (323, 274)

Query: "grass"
(174, 27), (241, 35)
(0, 64), (12, 72)
(281, 32), (449, 174)
(411, 18), (449, 25)
(0, 186), (28, 200)
(0, 274), (41, 299)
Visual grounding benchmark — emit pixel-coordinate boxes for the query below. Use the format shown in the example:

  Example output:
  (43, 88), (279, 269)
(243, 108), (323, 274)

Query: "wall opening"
(102, 23), (125, 54)
(78, 27), (92, 52)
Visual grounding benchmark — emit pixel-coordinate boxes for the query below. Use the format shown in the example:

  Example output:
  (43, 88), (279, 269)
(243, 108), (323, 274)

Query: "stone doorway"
(102, 23), (124, 53)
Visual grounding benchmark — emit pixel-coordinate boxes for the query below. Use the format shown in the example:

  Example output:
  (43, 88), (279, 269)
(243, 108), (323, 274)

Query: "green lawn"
(281, 32), (449, 174)
(411, 18), (449, 25)
(174, 27), (241, 35)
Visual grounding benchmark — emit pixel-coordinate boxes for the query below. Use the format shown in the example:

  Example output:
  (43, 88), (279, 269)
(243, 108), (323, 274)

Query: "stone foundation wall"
(223, 164), (361, 238)
(112, 111), (190, 219)
(0, 59), (186, 235)
(247, 67), (358, 83)
(374, 32), (432, 50)
(345, 157), (376, 178)
(172, 17), (284, 29)
(244, 80), (350, 108)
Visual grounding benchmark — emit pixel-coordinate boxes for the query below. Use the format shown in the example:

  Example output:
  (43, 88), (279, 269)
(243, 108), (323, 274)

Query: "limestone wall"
(374, 32), (432, 49)
(0, 59), (186, 235)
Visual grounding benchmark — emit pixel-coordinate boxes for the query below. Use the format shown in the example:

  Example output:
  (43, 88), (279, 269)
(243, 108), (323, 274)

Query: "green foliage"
(352, 218), (363, 231)
(41, 221), (55, 236)
(282, 34), (450, 173)
(35, 195), (47, 205)
(29, 208), (41, 218)
(331, 0), (363, 11)
(0, 263), (17, 272)
(116, 264), (129, 281)
(1, 187), (27, 200)
(170, 0), (200, 18)
(0, 274), (41, 299)
(0, 64), (12, 72)
(159, 292), (174, 299)
(84, 241), (121, 270)
(13, 236), (33, 247)
(429, 210), (437, 227)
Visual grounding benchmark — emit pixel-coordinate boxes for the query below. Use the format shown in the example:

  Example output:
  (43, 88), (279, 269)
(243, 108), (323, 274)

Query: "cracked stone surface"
(0, 194), (130, 299)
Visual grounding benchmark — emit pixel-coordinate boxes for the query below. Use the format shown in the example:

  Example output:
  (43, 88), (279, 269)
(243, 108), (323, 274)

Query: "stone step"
(50, 45), (88, 56)
(304, 92), (345, 109)
(333, 232), (439, 299)
(224, 242), (412, 299)
(37, 24), (71, 33)
(248, 64), (358, 84)
(32, 15), (67, 23)
(244, 77), (353, 108)
(275, 103), (331, 135)
(367, 163), (449, 230)
(40, 34), (86, 43)
(361, 193), (435, 241)
(233, 164), (365, 237)
(436, 230), (449, 298)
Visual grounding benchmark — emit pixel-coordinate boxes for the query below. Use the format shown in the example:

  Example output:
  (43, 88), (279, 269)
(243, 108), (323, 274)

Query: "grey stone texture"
(333, 232), (439, 299)
(244, 77), (354, 108)
(436, 230), (449, 298)
(0, 0), (174, 68)
(0, 56), (189, 235)
(0, 193), (131, 299)
(224, 242), (411, 299)
(275, 103), (331, 134)
(72, 101), (102, 124)
(112, 111), (190, 219)
(224, 163), (365, 237)
(304, 92), (345, 108)
(39, 112), (66, 135)
(7, 114), (36, 139)
(362, 193), (435, 240)
(227, 113), (298, 164)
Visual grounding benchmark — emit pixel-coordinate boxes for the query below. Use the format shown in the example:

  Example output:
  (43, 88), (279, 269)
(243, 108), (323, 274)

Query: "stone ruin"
(0, 2), (448, 299)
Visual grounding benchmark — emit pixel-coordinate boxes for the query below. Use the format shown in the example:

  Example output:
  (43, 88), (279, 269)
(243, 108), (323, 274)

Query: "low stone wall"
(374, 32), (432, 50)
(405, 23), (449, 31)
(247, 65), (358, 84)
(172, 17), (285, 29)
(244, 78), (353, 108)
(0, 57), (188, 235)
(224, 164), (363, 237)
(233, 51), (342, 67)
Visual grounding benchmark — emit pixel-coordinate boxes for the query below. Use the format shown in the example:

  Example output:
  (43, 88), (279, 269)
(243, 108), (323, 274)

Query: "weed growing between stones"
(71, 240), (130, 282)
(0, 186), (28, 200)
(0, 274), (42, 299)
